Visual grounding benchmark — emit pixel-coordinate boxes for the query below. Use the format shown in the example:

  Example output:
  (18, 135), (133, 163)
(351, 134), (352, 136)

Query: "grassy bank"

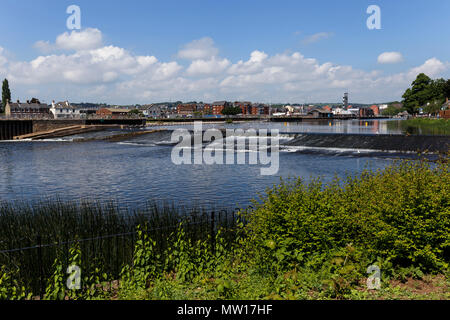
(0, 160), (449, 300)
(388, 118), (450, 135)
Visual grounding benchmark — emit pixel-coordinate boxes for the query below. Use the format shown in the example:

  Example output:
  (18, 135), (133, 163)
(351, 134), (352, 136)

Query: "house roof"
(8, 102), (49, 109)
(308, 108), (332, 114)
(105, 108), (130, 113)
(53, 101), (75, 109)
(212, 101), (228, 106)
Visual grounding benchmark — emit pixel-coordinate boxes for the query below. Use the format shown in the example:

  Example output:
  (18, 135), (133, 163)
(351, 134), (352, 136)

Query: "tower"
(343, 92), (349, 109)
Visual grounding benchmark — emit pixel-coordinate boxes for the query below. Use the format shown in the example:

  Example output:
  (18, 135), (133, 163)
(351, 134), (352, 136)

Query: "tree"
(402, 73), (433, 114)
(221, 106), (241, 116)
(402, 88), (416, 114)
(381, 104), (405, 116)
(445, 79), (450, 99)
(2, 79), (11, 113)
(129, 109), (143, 116)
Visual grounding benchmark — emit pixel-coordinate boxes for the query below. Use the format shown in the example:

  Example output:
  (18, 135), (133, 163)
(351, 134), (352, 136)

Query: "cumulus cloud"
(408, 57), (448, 78)
(378, 52), (403, 64)
(6, 44), (175, 86)
(187, 57), (230, 75)
(302, 32), (333, 44)
(1, 30), (450, 104)
(34, 28), (103, 52)
(178, 37), (219, 60)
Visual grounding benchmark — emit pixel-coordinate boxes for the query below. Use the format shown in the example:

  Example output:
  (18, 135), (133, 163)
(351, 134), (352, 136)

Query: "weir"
(283, 133), (450, 153)
(129, 129), (449, 154)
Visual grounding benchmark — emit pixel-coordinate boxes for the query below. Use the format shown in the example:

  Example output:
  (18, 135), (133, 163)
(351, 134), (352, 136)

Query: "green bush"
(242, 160), (449, 274)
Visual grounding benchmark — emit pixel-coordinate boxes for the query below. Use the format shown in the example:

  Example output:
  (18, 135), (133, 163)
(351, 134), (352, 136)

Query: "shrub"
(242, 160), (449, 274)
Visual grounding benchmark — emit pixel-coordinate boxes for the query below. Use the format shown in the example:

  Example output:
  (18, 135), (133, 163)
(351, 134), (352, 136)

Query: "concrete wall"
(32, 120), (84, 133)
(0, 120), (33, 140)
(0, 119), (147, 140)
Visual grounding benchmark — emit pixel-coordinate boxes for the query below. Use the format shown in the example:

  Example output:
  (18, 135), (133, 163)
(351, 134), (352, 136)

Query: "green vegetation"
(402, 74), (450, 115)
(129, 109), (144, 116)
(2, 78), (11, 113)
(221, 106), (242, 116)
(0, 160), (449, 300)
(388, 118), (450, 135)
(381, 104), (406, 116)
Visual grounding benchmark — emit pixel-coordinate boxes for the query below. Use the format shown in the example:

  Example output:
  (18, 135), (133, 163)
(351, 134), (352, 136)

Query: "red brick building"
(234, 101), (252, 115)
(177, 104), (197, 116)
(359, 107), (375, 117)
(96, 108), (130, 118)
(369, 105), (380, 116)
(211, 101), (230, 115)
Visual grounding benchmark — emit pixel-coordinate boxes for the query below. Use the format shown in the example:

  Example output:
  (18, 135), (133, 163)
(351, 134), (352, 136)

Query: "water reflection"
(148, 119), (402, 135)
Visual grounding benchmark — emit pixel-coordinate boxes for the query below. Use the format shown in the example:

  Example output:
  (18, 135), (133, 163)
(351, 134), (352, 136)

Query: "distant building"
(323, 105), (332, 112)
(202, 104), (212, 115)
(440, 98), (450, 119)
(397, 111), (411, 118)
(369, 105), (380, 116)
(442, 98), (450, 110)
(307, 108), (332, 118)
(347, 107), (359, 116)
(177, 104), (197, 116)
(234, 101), (252, 115)
(343, 92), (349, 109)
(359, 107), (375, 117)
(211, 101), (230, 115)
(142, 105), (168, 118)
(5, 100), (50, 118)
(50, 101), (99, 119)
(96, 108), (130, 118)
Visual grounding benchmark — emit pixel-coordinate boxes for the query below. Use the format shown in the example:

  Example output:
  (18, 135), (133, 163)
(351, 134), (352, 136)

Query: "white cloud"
(187, 57), (230, 75)
(378, 52), (404, 64)
(34, 28), (103, 52)
(302, 32), (333, 44)
(178, 37), (219, 60)
(5, 45), (171, 85)
(33, 41), (53, 53)
(227, 51), (268, 75)
(1, 31), (449, 104)
(408, 57), (448, 78)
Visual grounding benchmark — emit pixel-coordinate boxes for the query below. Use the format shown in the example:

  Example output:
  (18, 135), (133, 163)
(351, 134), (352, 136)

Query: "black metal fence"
(0, 210), (238, 299)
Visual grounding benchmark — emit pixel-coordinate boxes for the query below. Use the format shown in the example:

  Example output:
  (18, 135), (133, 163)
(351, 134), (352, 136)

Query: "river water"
(0, 119), (437, 210)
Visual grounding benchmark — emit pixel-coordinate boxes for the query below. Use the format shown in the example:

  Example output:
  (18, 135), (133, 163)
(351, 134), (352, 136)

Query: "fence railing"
(0, 210), (239, 299)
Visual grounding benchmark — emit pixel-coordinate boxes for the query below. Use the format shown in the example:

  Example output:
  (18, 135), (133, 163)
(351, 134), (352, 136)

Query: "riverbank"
(1, 159), (448, 300)
(387, 118), (450, 135)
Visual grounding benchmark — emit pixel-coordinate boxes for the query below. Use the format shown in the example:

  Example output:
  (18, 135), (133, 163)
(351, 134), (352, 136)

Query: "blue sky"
(0, 0), (449, 104)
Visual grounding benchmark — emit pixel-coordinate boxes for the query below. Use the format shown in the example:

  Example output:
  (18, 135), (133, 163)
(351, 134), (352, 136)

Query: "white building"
(347, 107), (360, 116)
(50, 101), (98, 119)
(50, 101), (81, 119)
(333, 107), (354, 115)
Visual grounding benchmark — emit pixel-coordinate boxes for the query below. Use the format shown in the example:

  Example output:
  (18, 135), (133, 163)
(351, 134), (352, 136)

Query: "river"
(0, 119), (441, 210)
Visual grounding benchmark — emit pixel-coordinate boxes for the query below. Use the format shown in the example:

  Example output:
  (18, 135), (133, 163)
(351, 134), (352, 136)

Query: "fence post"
(210, 212), (215, 255)
(37, 235), (44, 299)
